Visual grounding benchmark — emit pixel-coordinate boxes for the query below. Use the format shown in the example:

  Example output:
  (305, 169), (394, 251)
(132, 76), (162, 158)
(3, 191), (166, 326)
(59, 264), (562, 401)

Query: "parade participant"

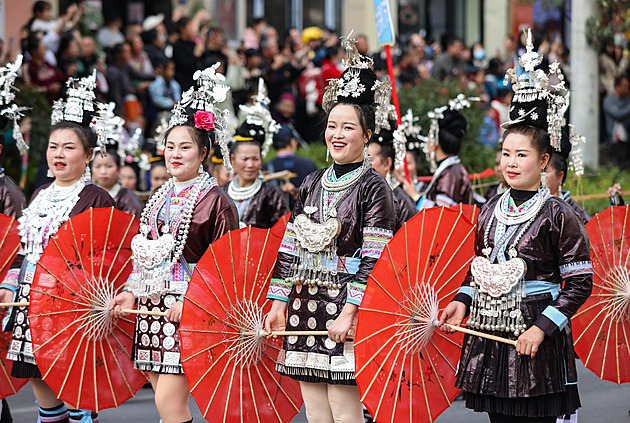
(1, 73), (114, 423)
(0, 55), (28, 218)
(394, 110), (428, 203)
(546, 126), (591, 224)
(91, 147), (143, 218)
(208, 148), (231, 186)
(149, 156), (169, 190)
(484, 147), (509, 201)
(417, 95), (477, 209)
(439, 31), (592, 423)
(110, 65), (238, 423)
(367, 118), (417, 227)
(264, 33), (397, 423)
(225, 78), (289, 228)
(119, 163), (139, 190)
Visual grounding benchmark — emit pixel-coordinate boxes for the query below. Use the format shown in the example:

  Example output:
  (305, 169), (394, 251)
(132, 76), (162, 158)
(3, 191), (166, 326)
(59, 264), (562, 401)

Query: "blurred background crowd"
(0, 0), (628, 212)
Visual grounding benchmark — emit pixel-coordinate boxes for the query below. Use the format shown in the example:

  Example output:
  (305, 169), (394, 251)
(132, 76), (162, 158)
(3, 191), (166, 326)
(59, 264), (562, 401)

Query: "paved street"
(5, 360), (629, 422)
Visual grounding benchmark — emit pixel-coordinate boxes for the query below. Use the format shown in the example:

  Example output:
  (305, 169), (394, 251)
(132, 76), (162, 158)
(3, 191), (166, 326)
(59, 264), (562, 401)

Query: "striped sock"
(38, 403), (69, 423)
(68, 409), (94, 423)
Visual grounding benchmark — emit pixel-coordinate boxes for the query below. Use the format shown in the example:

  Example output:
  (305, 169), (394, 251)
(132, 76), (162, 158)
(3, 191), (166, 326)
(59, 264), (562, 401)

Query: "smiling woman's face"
(501, 132), (548, 191)
(324, 104), (371, 165)
(164, 126), (206, 182)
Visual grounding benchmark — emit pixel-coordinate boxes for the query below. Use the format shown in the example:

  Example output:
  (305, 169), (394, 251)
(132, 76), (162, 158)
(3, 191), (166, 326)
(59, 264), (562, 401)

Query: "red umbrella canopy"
(271, 212), (291, 240)
(179, 226), (303, 422)
(0, 310), (27, 399)
(449, 203), (480, 225)
(355, 207), (476, 423)
(573, 205), (630, 383)
(29, 207), (148, 411)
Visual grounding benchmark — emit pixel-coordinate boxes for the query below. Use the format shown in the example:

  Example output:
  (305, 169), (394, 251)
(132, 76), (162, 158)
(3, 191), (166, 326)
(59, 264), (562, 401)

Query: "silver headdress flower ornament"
(168, 62), (233, 170)
(237, 78), (279, 159)
(92, 102), (126, 158)
(0, 55), (30, 154)
(568, 124), (585, 177)
(425, 94), (479, 172)
(395, 109), (427, 168)
(322, 30), (391, 134)
(502, 29), (568, 150)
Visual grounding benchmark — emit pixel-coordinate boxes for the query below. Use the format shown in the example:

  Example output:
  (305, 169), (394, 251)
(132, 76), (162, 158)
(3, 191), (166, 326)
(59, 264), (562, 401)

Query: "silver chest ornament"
(131, 223), (176, 298)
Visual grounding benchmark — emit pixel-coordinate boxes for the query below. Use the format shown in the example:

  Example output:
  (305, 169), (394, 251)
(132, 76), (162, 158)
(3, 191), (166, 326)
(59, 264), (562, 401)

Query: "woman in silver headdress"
(264, 33), (398, 422)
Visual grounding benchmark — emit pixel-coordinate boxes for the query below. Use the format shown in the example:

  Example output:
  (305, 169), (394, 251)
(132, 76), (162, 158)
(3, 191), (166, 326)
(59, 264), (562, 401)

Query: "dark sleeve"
(432, 170), (463, 207)
(534, 203), (593, 337)
(209, 188), (239, 243)
(172, 42), (200, 71)
(0, 178), (26, 219)
(116, 189), (144, 219)
(266, 184), (290, 228)
(106, 70), (126, 117)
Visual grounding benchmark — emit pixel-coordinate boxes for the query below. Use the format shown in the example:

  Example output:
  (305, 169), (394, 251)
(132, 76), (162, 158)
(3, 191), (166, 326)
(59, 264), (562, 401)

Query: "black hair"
(163, 119), (210, 162)
(141, 28), (158, 46)
(26, 34), (42, 55)
(502, 124), (552, 158)
(91, 146), (121, 169)
(614, 75), (628, 88)
(176, 17), (190, 33)
(325, 45), (340, 60)
(27, 1), (50, 30)
(547, 126), (572, 184)
(368, 137), (395, 171)
(49, 121), (96, 152)
(438, 109), (467, 155)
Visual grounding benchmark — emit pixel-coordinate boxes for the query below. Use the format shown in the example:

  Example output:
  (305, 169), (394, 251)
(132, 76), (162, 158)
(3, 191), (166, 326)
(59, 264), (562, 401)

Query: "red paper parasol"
(29, 207), (148, 411)
(179, 226), (303, 422)
(0, 310), (28, 399)
(573, 205), (630, 383)
(0, 213), (20, 282)
(355, 207), (476, 422)
(271, 212), (291, 240)
(449, 203), (480, 225)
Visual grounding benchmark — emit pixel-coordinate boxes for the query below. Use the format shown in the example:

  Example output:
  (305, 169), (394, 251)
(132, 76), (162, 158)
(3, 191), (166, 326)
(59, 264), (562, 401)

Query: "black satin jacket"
(223, 181), (289, 229)
(456, 194), (593, 336)
(114, 187), (144, 219)
(426, 162), (473, 206)
(393, 185), (417, 229)
(0, 175), (26, 218)
(272, 168), (398, 287)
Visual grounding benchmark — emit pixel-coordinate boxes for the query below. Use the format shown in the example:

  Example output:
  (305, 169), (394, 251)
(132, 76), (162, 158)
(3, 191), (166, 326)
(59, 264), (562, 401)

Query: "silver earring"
(83, 165), (91, 183)
(326, 149), (330, 162)
(198, 164), (204, 173)
(47, 169), (53, 178)
(166, 168), (170, 174)
(540, 171), (547, 189)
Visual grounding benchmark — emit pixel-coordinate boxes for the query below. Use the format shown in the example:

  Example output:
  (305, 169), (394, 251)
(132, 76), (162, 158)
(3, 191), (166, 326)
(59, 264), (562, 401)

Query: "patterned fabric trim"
(361, 227), (393, 259)
(346, 282), (366, 306)
(0, 268), (20, 292)
(559, 261), (593, 279)
(435, 194), (457, 207)
(267, 278), (292, 302)
(278, 222), (298, 255)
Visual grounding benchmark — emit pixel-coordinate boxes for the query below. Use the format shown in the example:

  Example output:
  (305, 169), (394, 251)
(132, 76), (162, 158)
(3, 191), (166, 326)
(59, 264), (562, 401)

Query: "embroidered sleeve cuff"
(559, 261), (593, 279)
(346, 282), (366, 306)
(534, 306), (568, 336)
(267, 278), (292, 302)
(361, 227), (393, 259)
(0, 269), (19, 292)
(278, 223), (298, 256)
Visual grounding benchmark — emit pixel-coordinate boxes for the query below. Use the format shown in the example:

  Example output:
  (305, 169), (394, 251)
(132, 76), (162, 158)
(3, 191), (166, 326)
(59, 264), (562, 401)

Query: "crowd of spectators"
(8, 1), (630, 174)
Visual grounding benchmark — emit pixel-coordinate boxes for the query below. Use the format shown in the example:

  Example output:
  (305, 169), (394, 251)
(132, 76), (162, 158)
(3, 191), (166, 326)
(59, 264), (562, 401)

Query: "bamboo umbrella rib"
(359, 308), (410, 318)
(431, 225), (475, 294)
(35, 260), (89, 304)
(619, 207), (628, 268)
(253, 265), (276, 305)
(29, 307), (94, 318)
(98, 340), (117, 408)
(110, 321), (135, 340)
(421, 208), (444, 286)
(67, 220), (96, 297)
(595, 216), (613, 272)
(0, 217), (15, 263)
(194, 269), (231, 318)
(182, 337), (235, 362)
(584, 311), (609, 367)
(0, 243), (19, 277)
(359, 333), (402, 400)
(98, 209), (113, 282)
(246, 367), (261, 423)
(53, 330), (85, 395)
(415, 212), (426, 294)
(0, 353), (17, 394)
(404, 225), (412, 299)
(200, 348), (232, 417)
(182, 296), (240, 332)
(374, 346), (405, 421)
(229, 232), (238, 306)
(423, 344), (452, 406)
(615, 322), (620, 384)
(384, 245), (408, 303)
(429, 338), (457, 372)
(610, 208), (616, 267)
(434, 258), (473, 297)
(107, 254), (133, 294)
(92, 339), (99, 412)
(426, 211), (462, 283)
(572, 299), (606, 319)
(253, 364), (284, 422)
(437, 286), (459, 304)
(621, 324), (630, 383)
(432, 330), (463, 348)
(209, 245), (235, 310)
(192, 347), (233, 393)
(29, 289), (91, 309)
(389, 349), (407, 423)
(257, 357), (301, 412)
(34, 316), (85, 354)
(368, 275), (413, 315)
(601, 317), (614, 380)
(242, 227), (251, 300)
(103, 336), (134, 396)
(75, 335), (91, 408)
(104, 213), (135, 283)
(573, 306), (608, 343)
(107, 331), (148, 388)
(251, 230), (271, 303)
(415, 348), (432, 423)
(239, 365), (244, 423)
(354, 320), (407, 348)
(409, 347), (415, 423)
(221, 355), (239, 423)
(88, 210), (95, 281)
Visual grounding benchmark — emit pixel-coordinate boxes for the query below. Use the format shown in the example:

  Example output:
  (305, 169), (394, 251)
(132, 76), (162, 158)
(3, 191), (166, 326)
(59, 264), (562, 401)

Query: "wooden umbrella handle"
(241, 330), (356, 337)
(443, 323), (517, 346)
(0, 302), (29, 307)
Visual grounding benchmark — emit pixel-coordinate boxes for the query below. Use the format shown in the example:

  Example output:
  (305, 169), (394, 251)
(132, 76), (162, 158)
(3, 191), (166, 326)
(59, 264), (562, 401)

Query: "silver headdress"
(52, 72), (97, 126)
(237, 78), (279, 159)
(425, 94), (479, 171)
(168, 62), (233, 170)
(503, 29), (568, 150)
(568, 124), (585, 177)
(322, 31), (391, 133)
(395, 109), (426, 168)
(92, 102), (126, 156)
(0, 55), (29, 154)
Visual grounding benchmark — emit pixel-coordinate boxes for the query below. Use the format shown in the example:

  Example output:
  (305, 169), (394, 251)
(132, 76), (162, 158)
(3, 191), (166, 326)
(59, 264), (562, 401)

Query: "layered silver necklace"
(227, 177), (262, 202)
(468, 188), (550, 336)
(19, 179), (85, 264)
(285, 158), (370, 289)
(131, 172), (210, 298)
